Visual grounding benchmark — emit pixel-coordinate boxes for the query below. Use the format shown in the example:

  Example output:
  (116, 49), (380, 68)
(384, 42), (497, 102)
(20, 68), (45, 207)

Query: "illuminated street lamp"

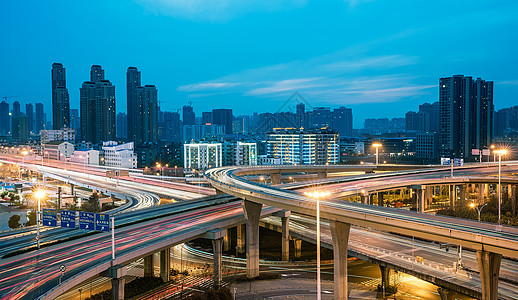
(494, 149), (507, 225)
(490, 145), (495, 162)
(304, 190), (330, 300)
(372, 143), (382, 166)
(470, 202), (488, 222)
(34, 189), (46, 250)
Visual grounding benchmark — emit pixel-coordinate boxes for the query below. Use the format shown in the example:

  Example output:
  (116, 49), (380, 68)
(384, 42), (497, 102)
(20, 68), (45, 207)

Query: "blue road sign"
(440, 158), (450, 166)
(453, 158), (464, 167)
(61, 210), (76, 228)
(95, 214), (110, 232)
(42, 209), (57, 227)
(79, 212), (95, 230)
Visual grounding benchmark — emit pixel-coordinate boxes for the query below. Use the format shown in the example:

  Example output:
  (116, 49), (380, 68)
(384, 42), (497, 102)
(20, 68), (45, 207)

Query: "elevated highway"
(205, 164), (518, 300)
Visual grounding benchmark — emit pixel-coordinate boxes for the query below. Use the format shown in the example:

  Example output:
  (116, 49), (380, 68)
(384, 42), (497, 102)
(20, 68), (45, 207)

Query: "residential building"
(40, 129), (76, 144)
(258, 155), (282, 165)
(70, 149), (100, 165)
(416, 132), (438, 162)
(42, 141), (74, 160)
(35, 103), (45, 133)
(183, 105), (195, 125)
(439, 75), (493, 158)
(80, 65), (116, 144)
(158, 111), (182, 142)
(266, 128), (339, 165)
(117, 112), (128, 140)
(182, 124), (224, 142)
(312, 107), (332, 128)
(51, 63), (70, 129)
(0, 101), (9, 135)
(102, 141), (137, 168)
(212, 109), (233, 134)
(183, 142), (222, 170)
(70, 108), (80, 138)
(11, 116), (28, 143)
(126, 67), (141, 143)
(332, 107), (353, 136)
(12, 101), (21, 117)
(26, 104), (34, 134)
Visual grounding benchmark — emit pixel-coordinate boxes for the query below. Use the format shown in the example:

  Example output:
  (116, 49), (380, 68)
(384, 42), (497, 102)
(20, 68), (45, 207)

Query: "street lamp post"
(34, 189), (46, 250)
(372, 143), (382, 166)
(491, 145), (496, 162)
(494, 149), (507, 225)
(470, 202), (488, 222)
(304, 190), (330, 300)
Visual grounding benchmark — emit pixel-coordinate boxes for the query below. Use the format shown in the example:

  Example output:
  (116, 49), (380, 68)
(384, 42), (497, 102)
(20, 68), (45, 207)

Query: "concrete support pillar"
(160, 248), (170, 282)
(270, 173), (281, 185)
(417, 189), (425, 213)
(281, 216), (290, 261)
(70, 183), (75, 195)
(111, 278), (125, 300)
(484, 184), (490, 197)
(511, 185), (517, 215)
(318, 172), (327, 179)
(377, 192), (384, 207)
(43, 175), (47, 186)
(144, 254), (154, 277)
(242, 200), (262, 278)
(459, 185), (466, 207)
(379, 265), (390, 288)
(361, 193), (369, 205)
(293, 238), (302, 259)
(212, 238), (223, 288)
(507, 185), (512, 199)
(103, 265), (127, 300)
(236, 224), (245, 254)
(437, 287), (454, 300)
(476, 251), (502, 300)
(449, 185), (455, 209)
(329, 221), (351, 300)
(223, 229), (231, 251)
(479, 183), (485, 204)
(425, 186), (433, 206)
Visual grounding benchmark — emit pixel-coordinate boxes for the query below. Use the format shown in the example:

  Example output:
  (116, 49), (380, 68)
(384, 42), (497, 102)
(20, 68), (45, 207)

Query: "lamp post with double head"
(372, 143), (382, 166)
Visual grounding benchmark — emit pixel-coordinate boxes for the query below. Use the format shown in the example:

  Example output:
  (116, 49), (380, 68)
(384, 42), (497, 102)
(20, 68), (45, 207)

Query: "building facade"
(80, 65), (116, 144)
(42, 141), (74, 160)
(267, 128), (339, 165)
(40, 129), (76, 144)
(51, 63), (70, 129)
(183, 143), (222, 170)
(102, 141), (137, 169)
(439, 75), (493, 158)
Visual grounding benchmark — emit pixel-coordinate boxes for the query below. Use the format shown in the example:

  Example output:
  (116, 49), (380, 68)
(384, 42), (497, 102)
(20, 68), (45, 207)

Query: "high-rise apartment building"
(312, 107), (332, 128)
(80, 65), (116, 144)
(11, 116), (28, 143)
(51, 63), (70, 129)
(117, 112), (128, 140)
(439, 75), (493, 158)
(183, 142), (222, 169)
(12, 101), (21, 117)
(127, 67), (141, 142)
(183, 105), (195, 125)
(212, 109), (233, 134)
(25, 104), (34, 133)
(70, 108), (80, 138)
(126, 67), (158, 145)
(35, 103), (44, 133)
(0, 101), (9, 135)
(331, 106), (353, 136)
(267, 128), (339, 165)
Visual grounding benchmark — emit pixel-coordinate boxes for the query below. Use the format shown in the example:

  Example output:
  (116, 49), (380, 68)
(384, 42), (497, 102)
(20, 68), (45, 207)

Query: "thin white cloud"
(136, 0), (308, 21)
(500, 80), (518, 85)
(178, 82), (240, 92)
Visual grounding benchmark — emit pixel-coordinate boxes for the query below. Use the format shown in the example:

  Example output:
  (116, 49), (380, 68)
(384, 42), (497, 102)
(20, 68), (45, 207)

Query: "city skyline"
(2, 1), (518, 128)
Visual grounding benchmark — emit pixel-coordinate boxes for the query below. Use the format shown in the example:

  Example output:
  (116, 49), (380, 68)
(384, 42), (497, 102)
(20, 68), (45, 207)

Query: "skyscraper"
(12, 101), (21, 117)
(135, 85), (159, 144)
(70, 108), (80, 138)
(35, 103), (44, 133)
(439, 75), (493, 158)
(212, 109), (233, 134)
(80, 65), (116, 144)
(51, 63), (70, 129)
(26, 103), (34, 133)
(126, 67), (158, 144)
(117, 112), (128, 140)
(0, 101), (9, 135)
(331, 107), (353, 136)
(312, 107), (332, 128)
(183, 105), (195, 125)
(11, 116), (28, 143)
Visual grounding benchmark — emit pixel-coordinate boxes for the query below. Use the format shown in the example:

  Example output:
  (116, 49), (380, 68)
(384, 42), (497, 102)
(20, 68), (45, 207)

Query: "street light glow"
(34, 189), (46, 200)
(494, 149), (507, 155)
(372, 143), (382, 148)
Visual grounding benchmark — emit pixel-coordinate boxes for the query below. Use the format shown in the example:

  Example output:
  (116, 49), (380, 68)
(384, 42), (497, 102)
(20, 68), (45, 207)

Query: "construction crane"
(187, 100), (195, 107)
(2, 96), (19, 102)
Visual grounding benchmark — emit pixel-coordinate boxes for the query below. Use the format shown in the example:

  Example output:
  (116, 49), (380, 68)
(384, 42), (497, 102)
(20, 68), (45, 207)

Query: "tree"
(83, 192), (100, 212)
(25, 211), (36, 226)
(8, 215), (21, 229)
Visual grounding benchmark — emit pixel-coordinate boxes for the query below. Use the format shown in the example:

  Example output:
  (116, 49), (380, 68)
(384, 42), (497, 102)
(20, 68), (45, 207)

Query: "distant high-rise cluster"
(80, 65), (116, 144)
(126, 67), (158, 145)
(51, 63), (70, 129)
(439, 75), (493, 158)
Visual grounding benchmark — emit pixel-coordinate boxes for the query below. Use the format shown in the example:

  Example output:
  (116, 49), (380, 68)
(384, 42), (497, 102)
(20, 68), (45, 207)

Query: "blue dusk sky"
(1, 0), (518, 128)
